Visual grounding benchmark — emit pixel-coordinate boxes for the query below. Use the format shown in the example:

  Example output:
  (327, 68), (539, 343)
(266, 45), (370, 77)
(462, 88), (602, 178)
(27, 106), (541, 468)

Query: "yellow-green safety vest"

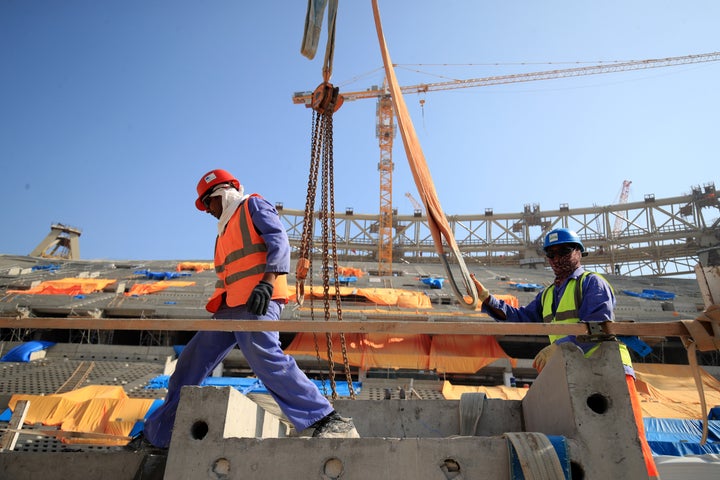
(541, 271), (632, 368)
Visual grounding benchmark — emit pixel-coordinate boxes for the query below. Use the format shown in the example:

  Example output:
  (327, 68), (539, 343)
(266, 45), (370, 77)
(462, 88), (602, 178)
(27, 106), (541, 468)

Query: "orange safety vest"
(206, 195), (288, 313)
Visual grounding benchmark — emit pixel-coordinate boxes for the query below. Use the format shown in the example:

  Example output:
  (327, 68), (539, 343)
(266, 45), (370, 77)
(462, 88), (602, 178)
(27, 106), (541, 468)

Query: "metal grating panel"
(361, 386), (444, 400)
(0, 359), (165, 397)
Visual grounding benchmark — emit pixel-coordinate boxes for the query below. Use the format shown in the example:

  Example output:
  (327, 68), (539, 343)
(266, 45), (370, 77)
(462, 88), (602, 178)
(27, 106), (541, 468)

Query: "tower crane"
(613, 180), (633, 236)
(293, 51), (720, 275)
(405, 191), (424, 216)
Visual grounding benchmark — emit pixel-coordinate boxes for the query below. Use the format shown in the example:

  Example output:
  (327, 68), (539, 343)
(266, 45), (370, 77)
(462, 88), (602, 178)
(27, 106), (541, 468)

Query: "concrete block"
(523, 342), (650, 480)
(162, 346), (655, 479)
(165, 435), (511, 479)
(163, 386), (517, 479)
(333, 398), (522, 438)
(167, 386), (286, 446)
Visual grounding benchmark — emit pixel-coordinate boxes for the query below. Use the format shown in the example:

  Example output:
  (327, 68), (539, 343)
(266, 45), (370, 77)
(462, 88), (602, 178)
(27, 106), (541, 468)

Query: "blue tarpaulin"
(421, 277), (444, 289)
(133, 269), (192, 280)
(129, 398), (164, 438)
(618, 336), (653, 357)
(338, 275), (358, 285)
(622, 289), (676, 301)
(31, 264), (61, 272)
(0, 341), (55, 362)
(645, 418), (720, 456)
(145, 375), (361, 397)
(513, 283), (543, 292)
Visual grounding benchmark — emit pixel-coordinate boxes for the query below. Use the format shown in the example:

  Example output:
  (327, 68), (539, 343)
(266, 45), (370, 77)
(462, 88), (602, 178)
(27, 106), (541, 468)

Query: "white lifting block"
(168, 386), (286, 449)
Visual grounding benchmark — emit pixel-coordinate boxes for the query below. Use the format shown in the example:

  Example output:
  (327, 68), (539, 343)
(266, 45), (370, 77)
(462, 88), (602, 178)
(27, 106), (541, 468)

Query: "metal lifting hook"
(310, 82), (344, 115)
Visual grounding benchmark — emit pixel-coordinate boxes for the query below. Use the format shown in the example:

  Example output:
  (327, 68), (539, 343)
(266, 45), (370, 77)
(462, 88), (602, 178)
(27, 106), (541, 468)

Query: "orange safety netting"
(7, 278), (117, 296)
(285, 332), (514, 373)
(287, 285), (432, 309)
(176, 262), (215, 272)
(8, 385), (155, 446)
(125, 280), (196, 296)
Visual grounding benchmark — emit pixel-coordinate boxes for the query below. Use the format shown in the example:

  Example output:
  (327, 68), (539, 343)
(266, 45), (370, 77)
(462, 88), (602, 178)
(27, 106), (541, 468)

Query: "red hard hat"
(195, 169), (240, 211)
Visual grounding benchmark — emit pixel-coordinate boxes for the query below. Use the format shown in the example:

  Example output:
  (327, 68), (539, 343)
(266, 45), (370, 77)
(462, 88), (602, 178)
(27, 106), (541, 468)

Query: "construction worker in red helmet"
(470, 227), (659, 478)
(128, 169), (359, 452)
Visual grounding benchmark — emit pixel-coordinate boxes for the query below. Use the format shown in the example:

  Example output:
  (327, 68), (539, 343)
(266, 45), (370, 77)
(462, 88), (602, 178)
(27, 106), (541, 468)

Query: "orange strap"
(626, 375), (660, 479)
(371, 0), (477, 309)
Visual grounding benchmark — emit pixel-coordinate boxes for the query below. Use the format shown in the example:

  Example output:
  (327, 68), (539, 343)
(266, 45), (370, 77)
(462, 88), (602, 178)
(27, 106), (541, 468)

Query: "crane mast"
(377, 92), (395, 275)
(292, 51), (720, 275)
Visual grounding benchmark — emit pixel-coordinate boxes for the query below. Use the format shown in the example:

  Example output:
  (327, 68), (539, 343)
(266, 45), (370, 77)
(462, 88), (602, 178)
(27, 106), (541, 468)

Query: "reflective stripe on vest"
(541, 272), (632, 367)
(213, 196), (288, 307)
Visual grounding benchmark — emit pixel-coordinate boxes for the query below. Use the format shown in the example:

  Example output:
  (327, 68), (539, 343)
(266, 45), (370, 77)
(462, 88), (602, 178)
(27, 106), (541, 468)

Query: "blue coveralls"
(143, 196), (334, 448)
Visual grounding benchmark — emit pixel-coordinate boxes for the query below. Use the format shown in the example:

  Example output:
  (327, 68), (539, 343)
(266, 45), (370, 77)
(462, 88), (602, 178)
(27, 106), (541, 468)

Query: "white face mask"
(215, 186), (248, 234)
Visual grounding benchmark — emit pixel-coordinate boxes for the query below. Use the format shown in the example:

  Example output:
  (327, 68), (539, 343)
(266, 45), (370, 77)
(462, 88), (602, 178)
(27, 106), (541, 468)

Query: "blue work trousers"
(143, 300), (333, 448)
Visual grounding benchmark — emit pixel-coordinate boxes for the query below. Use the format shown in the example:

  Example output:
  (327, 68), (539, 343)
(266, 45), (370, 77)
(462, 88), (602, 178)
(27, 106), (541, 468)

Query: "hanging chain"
(296, 114), (321, 305)
(297, 93), (354, 400)
(319, 111), (338, 399)
(326, 124), (355, 399)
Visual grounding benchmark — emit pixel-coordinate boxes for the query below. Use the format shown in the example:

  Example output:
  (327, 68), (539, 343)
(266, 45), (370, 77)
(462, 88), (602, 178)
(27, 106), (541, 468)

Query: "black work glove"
(247, 281), (274, 316)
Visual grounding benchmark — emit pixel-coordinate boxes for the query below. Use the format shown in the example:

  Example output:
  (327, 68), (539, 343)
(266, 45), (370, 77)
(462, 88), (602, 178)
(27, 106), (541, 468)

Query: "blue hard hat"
(543, 228), (585, 252)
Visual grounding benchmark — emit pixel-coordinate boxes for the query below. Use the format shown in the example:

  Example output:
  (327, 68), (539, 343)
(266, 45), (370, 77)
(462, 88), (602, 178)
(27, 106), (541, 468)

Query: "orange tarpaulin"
(125, 280), (196, 296)
(483, 294), (519, 309)
(336, 266), (365, 278)
(287, 285), (432, 309)
(442, 381), (529, 401)
(7, 278), (117, 296)
(176, 262), (214, 272)
(634, 364), (720, 419)
(443, 364), (720, 419)
(430, 335), (517, 373)
(285, 332), (513, 373)
(363, 334), (432, 370)
(8, 385), (155, 446)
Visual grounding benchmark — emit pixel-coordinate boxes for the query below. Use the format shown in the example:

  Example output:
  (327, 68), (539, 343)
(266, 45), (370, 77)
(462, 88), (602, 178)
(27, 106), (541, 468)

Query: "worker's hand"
(469, 273), (490, 303)
(247, 281), (274, 316)
(532, 343), (561, 373)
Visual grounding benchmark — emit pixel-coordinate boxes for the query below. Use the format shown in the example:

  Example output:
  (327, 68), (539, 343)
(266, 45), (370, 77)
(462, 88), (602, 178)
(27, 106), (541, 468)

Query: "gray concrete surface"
(159, 343), (649, 480)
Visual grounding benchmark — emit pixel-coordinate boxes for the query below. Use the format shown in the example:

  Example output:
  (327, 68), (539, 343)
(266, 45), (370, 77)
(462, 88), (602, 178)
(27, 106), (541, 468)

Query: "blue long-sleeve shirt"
(246, 195), (291, 275)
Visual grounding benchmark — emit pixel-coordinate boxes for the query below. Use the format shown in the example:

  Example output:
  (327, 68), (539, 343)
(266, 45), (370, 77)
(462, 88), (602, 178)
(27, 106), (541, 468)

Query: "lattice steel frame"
(280, 185), (720, 276)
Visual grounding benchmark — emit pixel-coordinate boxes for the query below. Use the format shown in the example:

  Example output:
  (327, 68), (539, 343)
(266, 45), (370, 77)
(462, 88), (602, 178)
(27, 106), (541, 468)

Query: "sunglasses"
(201, 185), (227, 209)
(545, 246), (576, 259)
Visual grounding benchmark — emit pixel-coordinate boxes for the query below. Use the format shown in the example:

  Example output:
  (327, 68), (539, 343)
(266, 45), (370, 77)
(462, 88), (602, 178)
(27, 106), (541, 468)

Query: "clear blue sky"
(1, 1), (718, 260)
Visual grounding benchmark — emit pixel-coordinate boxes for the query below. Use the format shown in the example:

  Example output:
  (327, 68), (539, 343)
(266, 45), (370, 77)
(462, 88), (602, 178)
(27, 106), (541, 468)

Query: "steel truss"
(279, 183), (719, 277)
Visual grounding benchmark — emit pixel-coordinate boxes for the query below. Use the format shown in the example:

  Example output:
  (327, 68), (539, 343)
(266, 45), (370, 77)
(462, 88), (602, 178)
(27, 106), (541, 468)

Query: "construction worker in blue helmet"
(470, 227), (659, 478)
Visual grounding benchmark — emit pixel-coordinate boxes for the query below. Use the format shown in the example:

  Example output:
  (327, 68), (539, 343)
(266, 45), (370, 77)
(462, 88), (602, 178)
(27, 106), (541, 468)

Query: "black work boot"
(311, 411), (360, 438)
